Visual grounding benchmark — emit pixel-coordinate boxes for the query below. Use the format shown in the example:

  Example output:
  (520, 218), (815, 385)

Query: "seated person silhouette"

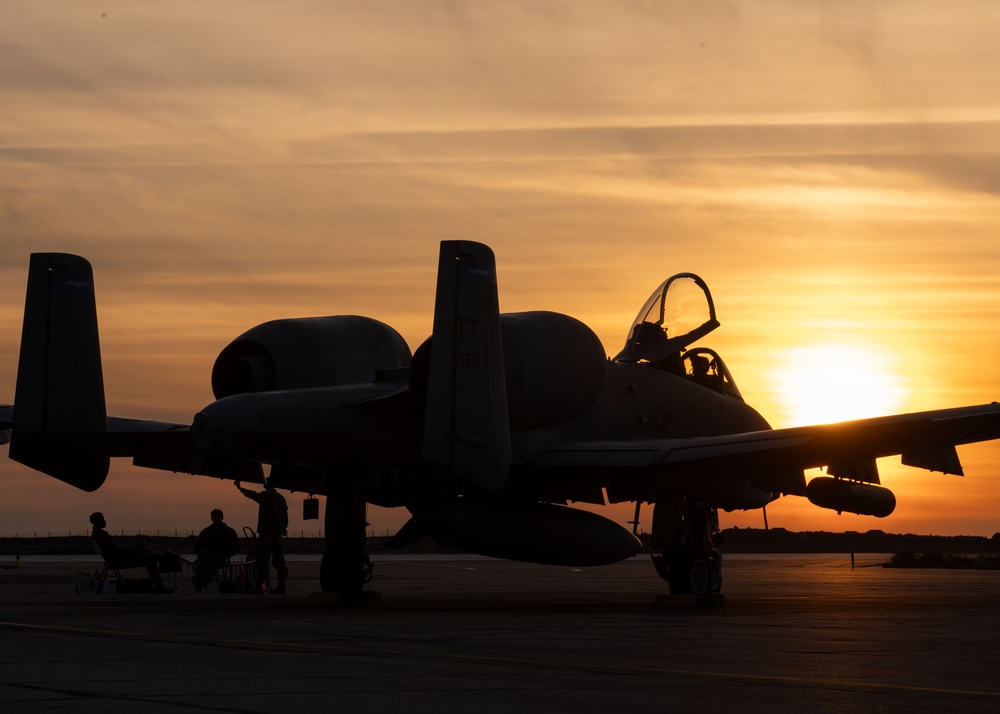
(192, 508), (241, 592)
(689, 354), (715, 387)
(89, 512), (173, 594)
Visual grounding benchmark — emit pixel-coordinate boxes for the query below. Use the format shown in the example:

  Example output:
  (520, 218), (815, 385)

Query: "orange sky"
(2, 2), (1000, 538)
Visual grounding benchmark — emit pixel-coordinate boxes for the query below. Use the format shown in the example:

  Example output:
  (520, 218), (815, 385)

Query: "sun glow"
(768, 343), (911, 427)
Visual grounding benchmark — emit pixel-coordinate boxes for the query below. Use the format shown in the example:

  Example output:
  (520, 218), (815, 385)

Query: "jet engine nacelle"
(806, 476), (897, 518)
(410, 310), (607, 431)
(211, 316), (411, 399)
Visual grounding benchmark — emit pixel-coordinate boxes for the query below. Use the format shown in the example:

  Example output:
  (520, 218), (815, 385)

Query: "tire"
(667, 549), (711, 597)
(689, 556), (710, 597)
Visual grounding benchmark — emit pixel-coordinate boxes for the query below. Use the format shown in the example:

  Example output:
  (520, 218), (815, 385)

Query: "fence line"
(0, 529), (400, 539)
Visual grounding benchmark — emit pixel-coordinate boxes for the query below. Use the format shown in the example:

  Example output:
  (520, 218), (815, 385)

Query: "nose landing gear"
(651, 496), (724, 603)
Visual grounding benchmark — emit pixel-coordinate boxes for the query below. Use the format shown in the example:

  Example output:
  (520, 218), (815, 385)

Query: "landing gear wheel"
(666, 549), (707, 596)
(652, 497), (725, 600)
(689, 556), (710, 597)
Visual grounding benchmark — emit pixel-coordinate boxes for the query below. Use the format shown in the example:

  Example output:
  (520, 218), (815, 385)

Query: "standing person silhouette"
(235, 479), (289, 594)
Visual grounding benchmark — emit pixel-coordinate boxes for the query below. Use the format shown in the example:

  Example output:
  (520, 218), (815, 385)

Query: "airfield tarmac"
(1, 553), (998, 713)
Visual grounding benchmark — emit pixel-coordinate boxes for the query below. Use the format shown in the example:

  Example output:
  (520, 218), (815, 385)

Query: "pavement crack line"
(5, 681), (262, 713)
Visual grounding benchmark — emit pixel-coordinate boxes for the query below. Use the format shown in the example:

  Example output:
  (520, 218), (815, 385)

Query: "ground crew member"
(235, 478), (289, 594)
(192, 508), (241, 592)
(89, 512), (173, 594)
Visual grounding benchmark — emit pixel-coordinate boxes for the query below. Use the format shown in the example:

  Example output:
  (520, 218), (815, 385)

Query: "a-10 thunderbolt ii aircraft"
(3, 241), (1000, 599)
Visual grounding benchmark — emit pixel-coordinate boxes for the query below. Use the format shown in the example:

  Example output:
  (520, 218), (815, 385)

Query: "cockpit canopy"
(614, 273), (743, 400)
(614, 273), (719, 364)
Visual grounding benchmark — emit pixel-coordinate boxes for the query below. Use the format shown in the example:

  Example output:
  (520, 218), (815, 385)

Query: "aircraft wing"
(521, 402), (1000, 492)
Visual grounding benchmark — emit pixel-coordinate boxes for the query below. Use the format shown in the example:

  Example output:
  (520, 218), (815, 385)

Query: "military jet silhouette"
(4, 242), (999, 599)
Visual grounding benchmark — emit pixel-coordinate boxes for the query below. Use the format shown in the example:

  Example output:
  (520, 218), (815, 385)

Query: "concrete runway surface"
(1, 553), (998, 713)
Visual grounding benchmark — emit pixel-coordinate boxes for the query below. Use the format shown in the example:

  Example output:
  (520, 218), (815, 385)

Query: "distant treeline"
(713, 527), (1000, 555)
(886, 551), (1000, 569)
(1, 528), (999, 556)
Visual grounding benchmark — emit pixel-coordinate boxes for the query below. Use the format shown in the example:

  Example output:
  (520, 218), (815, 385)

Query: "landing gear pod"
(414, 501), (641, 567)
(806, 476), (896, 518)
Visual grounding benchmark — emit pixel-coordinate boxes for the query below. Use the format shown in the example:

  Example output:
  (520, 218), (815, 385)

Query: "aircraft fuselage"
(192, 356), (772, 511)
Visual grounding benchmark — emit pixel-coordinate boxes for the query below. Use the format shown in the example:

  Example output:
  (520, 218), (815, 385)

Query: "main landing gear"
(319, 476), (375, 601)
(650, 496), (723, 601)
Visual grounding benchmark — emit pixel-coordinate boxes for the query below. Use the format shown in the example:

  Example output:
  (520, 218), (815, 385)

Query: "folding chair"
(92, 541), (141, 593)
(93, 541), (181, 592)
(190, 528), (258, 593)
(230, 527), (260, 592)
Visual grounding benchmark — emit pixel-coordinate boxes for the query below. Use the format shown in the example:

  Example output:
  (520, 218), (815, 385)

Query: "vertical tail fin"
(421, 241), (510, 492)
(10, 253), (109, 491)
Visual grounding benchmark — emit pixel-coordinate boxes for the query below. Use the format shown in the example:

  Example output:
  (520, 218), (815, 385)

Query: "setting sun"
(768, 344), (911, 427)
